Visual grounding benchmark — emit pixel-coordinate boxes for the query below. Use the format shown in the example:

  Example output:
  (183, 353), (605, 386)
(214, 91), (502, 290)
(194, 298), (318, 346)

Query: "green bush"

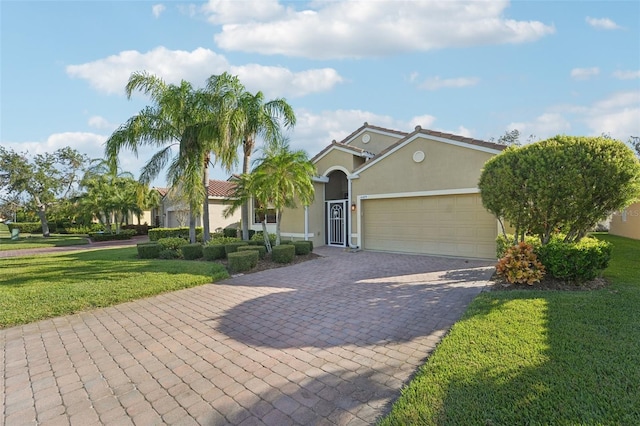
(227, 250), (259, 273)
(225, 241), (249, 256)
(496, 234), (540, 258)
(272, 244), (295, 264)
(149, 227), (203, 241)
(181, 243), (203, 260)
(122, 224), (149, 235)
(158, 237), (189, 251)
(203, 244), (226, 261)
(237, 245), (266, 259)
(159, 249), (181, 259)
(292, 241), (312, 255)
(537, 237), (612, 282)
(208, 236), (241, 245)
(137, 243), (161, 259)
(7, 222), (44, 234)
(223, 228), (239, 238)
(89, 230), (136, 241)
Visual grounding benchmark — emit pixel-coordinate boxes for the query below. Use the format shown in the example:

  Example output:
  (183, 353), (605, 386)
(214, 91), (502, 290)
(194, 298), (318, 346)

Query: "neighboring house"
(257, 123), (506, 259)
(609, 202), (640, 240)
(153, 180), (241, 231)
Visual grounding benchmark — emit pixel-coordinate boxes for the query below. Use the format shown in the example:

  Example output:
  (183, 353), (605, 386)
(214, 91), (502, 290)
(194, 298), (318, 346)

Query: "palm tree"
(226, 140), (315, 248)
(206, 73), (296, 240)
(105, 71), (216, 243)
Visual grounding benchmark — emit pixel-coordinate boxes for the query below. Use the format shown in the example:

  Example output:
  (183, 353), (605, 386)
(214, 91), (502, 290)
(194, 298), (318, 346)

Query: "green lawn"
(0, 247), (229, 328)
(380, 234), (640, 425)
(0, 234), (90, 251)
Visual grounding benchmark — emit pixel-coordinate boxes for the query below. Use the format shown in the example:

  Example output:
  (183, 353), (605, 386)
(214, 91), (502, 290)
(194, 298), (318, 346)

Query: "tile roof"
(154, 187), (169, 197)
(208, 179), (236, 197)
(310, 141), (374, 163)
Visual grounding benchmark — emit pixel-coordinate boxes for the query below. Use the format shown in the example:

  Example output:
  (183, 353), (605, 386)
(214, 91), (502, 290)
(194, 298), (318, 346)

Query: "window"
(254, 200), (276, 224)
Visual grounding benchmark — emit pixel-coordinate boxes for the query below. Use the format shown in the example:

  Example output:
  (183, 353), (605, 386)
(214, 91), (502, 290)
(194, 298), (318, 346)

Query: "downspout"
(304, 206), (309, 241)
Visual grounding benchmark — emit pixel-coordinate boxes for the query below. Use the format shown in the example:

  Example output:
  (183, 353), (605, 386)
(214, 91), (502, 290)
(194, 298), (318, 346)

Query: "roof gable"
(353, 126), (506, 175)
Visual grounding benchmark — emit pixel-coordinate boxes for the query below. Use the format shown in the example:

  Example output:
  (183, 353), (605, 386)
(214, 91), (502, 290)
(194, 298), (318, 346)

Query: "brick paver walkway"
(1, 247), (494, 425)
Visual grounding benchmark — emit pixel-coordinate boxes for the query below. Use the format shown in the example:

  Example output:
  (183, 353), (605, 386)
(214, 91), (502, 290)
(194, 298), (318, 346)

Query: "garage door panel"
(363, 194), (496, 259)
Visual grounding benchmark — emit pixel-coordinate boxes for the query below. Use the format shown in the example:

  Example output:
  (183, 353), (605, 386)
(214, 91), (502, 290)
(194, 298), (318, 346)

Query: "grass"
(0, 247), (229, 328)
(380, 234), (640, 425)
(0, 233), (89, 251)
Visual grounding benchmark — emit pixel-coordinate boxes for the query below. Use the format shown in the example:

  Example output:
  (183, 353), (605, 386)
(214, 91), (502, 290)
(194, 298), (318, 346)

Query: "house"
(152, 180), (241, 231)
(609, 202), (640, 240)
(251, 123), (506, 259)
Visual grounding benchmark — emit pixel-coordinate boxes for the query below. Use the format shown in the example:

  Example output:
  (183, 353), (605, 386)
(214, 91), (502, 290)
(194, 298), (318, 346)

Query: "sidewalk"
(0, 235), (149, 259)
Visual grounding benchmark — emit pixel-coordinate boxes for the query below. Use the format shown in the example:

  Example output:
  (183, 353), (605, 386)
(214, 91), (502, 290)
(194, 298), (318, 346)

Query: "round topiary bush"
(292, 241), (312, 255)
(237, 245), (266, 259)
(225, 241), (249, 256)
(271, 244), (295, 264)
(227, 250), (259, 273)
(203, 244), (226, 261)
(137, 242), (161, 259)
(158, 249), (181, 259)
(181, 243), (203, 260)
(157, 237), (188, 251)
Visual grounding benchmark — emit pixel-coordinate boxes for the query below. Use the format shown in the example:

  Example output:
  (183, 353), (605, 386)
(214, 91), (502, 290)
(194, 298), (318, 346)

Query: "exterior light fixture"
(351, 203), (356, 212)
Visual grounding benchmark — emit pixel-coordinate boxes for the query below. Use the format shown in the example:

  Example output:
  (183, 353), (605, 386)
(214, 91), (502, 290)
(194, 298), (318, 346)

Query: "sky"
(1, 0), (639, 187)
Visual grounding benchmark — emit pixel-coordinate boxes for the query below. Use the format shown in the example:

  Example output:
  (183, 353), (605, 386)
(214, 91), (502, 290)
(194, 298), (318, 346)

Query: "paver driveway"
(1, 247), (494, 425)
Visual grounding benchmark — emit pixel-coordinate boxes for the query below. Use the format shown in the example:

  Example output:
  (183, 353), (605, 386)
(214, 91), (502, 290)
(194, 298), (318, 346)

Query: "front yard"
(380, 234), (640, 425)
(0, 247), (228, 328)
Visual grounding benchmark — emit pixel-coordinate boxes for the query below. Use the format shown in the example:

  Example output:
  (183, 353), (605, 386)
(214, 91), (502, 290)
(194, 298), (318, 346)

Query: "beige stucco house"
(609, 202), (640, 240)
(252, 123), (506, 259)
(152, 180), (241, 231)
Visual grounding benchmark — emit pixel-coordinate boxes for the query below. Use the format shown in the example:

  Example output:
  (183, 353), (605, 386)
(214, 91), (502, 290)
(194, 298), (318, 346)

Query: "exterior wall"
(314, 149), (356, 176)
(353, 136), (495, 196)
(609, 202), (640, 240)
(162, 198), (240, 230)
(208, 200), (240, 231)
(347, 131), (403, 155)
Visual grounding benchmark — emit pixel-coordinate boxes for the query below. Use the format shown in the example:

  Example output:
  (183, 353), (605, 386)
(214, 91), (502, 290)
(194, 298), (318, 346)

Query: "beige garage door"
(362, 194), (496, 259)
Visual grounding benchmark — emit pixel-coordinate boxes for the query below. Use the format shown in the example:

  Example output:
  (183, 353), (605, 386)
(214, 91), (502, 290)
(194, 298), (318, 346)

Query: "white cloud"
(418, 76), (479, 91)
(208, 0), (555, 59)
(508, 113), (572, 140)
(586, 16), (621, 30)
(570, 67), (600, 80)
(585, 91), (640, 139)
(87, 115), (114, 130)
(152, 4), (166, 18)
(66, 46), (343, 98)
(613, 70), (640, 80)
(2, 132), (106, 160)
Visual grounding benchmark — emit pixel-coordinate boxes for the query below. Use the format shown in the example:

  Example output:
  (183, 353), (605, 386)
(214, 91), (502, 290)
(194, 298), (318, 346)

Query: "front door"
(327, 200), (347, 247)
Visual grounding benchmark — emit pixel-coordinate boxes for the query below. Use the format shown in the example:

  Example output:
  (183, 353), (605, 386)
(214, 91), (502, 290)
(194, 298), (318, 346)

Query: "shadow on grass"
(382, 287), (640, 424)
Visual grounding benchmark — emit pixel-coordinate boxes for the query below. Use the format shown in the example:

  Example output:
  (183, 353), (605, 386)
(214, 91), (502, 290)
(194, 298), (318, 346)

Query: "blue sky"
(2, 0), (639, 187)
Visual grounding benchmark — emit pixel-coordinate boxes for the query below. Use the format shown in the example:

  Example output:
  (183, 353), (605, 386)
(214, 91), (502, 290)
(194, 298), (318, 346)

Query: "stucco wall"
(353, 136), (495, 195)
(609, 202), (640, 240)
(315, 149), (356, 176)
(348, 131), (403, 155)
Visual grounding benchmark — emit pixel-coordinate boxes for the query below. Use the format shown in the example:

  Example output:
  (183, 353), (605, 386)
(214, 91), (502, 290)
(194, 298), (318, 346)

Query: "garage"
(362, 193), (497, 259)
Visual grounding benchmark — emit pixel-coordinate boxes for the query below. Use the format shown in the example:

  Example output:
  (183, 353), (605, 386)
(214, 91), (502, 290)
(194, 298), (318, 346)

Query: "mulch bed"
(487, 274), (610, 292)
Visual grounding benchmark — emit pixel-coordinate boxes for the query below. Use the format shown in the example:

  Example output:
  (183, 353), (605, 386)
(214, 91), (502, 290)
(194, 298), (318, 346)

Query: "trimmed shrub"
(89, 230), (136, 241)
(223, 228), (239, 238)
(122, 224), (149, 235)
(292, 241), (312, 255)
(208, 236), (241, 245)
(537, 237), (612, 282)
(203, 244), (226, 261)
(227, 250), (259, 273)
(211, 263), (230, 281)
(158, 237), (189, 251)
(496, 242), (545, 285)
(159, 249), (181, 259)
(7, 222), (43, 234)
(181, 243), (203, 260)
(149, 227), (203, 241)
(137, 243), (161, 259)
(251, 231), (277, 246)
(225, 241), (249, 256)
(496, 234), (540, 258)
(272, 244), (295, 264)
(237, 245), (266, 259)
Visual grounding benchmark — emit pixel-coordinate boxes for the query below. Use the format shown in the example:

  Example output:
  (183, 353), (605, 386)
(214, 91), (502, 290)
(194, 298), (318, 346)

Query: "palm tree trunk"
(241, 137), (254, 241)
(189, 210), (197, 243)
(261, 220), (271, 253)
(202, 154), (211, 243)
(275, 210), (282, 246)
(35, 198), (50, 237)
